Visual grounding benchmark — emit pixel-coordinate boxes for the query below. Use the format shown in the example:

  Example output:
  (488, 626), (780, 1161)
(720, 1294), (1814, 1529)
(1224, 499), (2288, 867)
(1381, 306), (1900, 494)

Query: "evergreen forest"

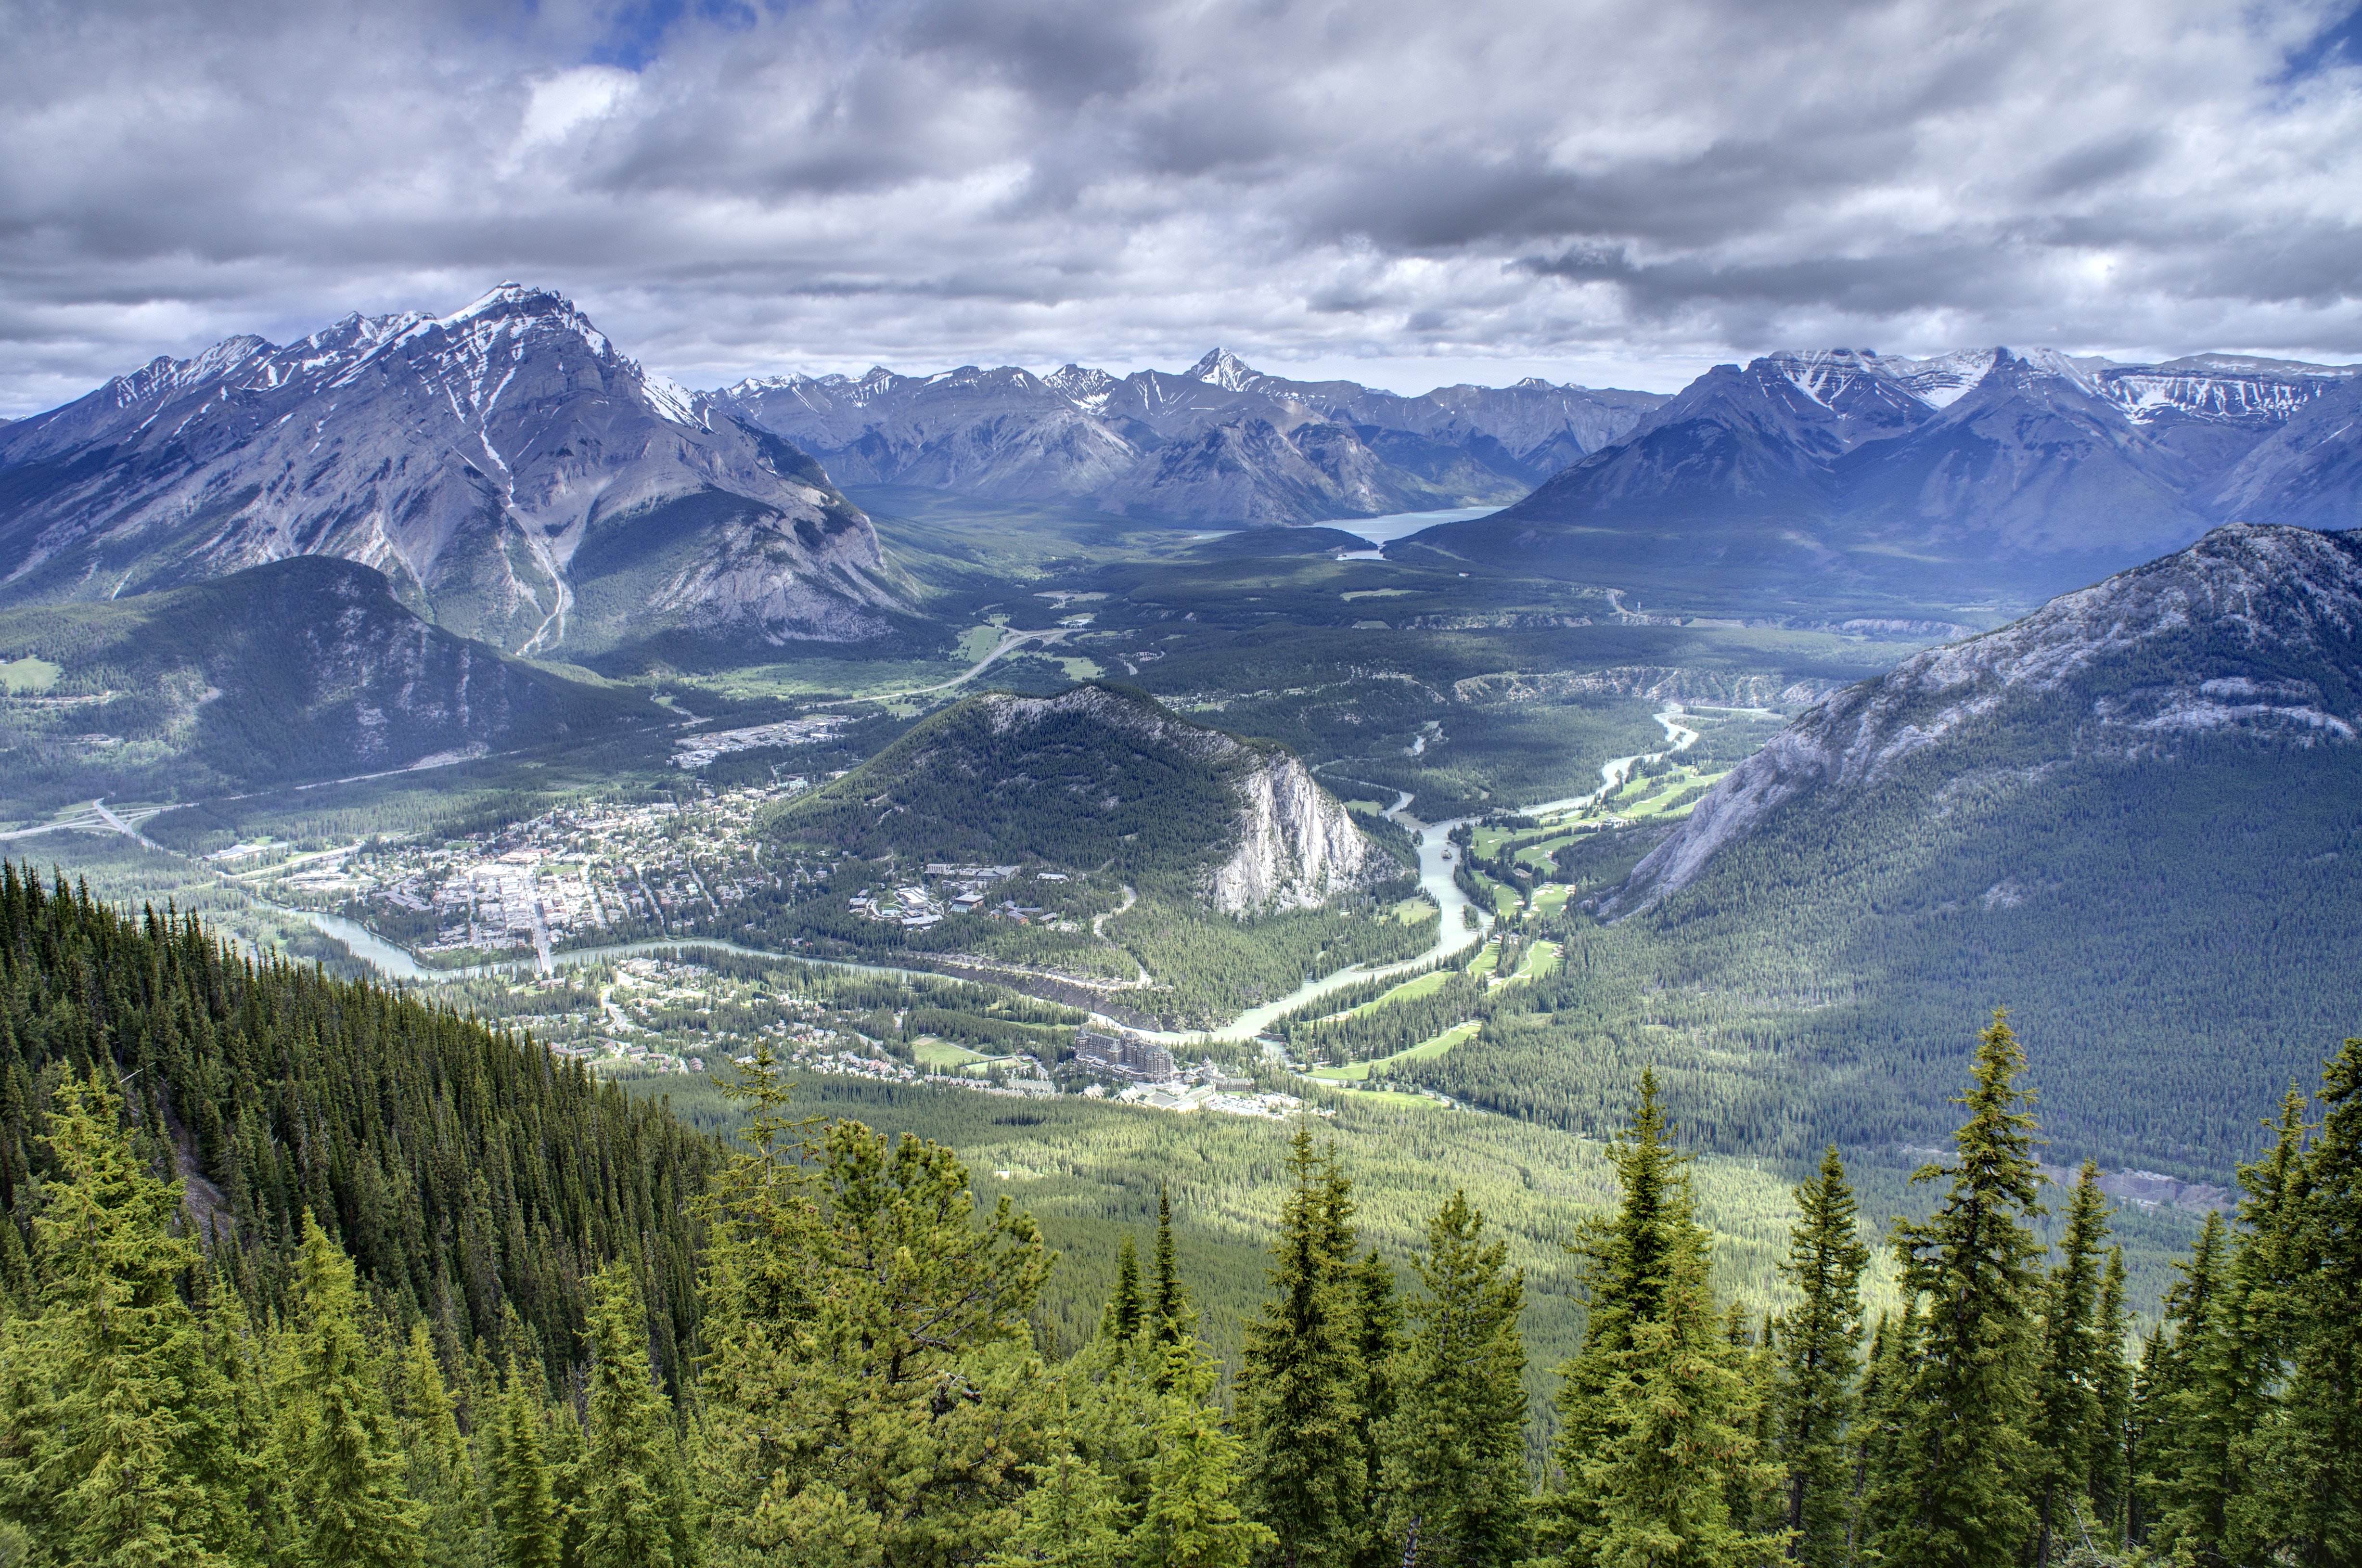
(0, 871), (2356, 1568)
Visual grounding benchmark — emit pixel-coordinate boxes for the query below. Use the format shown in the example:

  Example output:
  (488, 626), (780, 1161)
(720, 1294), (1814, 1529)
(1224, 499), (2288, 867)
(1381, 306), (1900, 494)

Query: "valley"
(5, 288), (2359, 1568)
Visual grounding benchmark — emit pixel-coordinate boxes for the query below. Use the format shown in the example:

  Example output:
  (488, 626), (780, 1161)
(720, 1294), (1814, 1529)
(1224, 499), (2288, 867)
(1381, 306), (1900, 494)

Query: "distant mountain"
(771, 682), (1384, 910)
(0, 284), (902, 661)
(1406, 347), (2362, 604)
(711, 350), (1665, 526)
(1581, 522), (2362, 1169)
(0, 556), (654, 812)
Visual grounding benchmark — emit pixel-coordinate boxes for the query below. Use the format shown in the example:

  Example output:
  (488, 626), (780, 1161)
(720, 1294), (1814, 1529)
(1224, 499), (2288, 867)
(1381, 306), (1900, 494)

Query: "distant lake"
(1319, 505), (1499, 548)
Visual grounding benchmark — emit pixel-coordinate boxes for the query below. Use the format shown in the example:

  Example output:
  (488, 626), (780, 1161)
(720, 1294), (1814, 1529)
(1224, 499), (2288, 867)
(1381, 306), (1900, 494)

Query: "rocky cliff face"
(1602, 522), (2362, 915)
(1211, 752), (1373, 913)
(0, 284), (899, 657)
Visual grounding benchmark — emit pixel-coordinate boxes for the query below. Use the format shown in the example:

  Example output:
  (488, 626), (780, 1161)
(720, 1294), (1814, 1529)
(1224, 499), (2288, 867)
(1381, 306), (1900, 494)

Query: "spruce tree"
(1348, 1247), (1400, 1567)
(984, 1447), (1127, 1568)
(393, 1319), (488, 1568)
(1135, 1337), (1277, 1568)
(1547, 1071), (1777, 1568)
(275, 1211), (423, 1568)
(1863, 1011), (2045, 1568)
(1240, 1127), (1365, 1568)
(2087, 1246), (2133, 1546)
(2027, 1161), (2111, 1568)
(2243, 1039), (2362, 1566)
(1773, 1144), (1869, 1568)
(2144, 1209), (2241, 1564)
(491, 1371), (565, 1568)
(1102, 1234), (1145, 1345)
(1151, 1185), (1193, 1350)
(0, 1071), (253, 1566)
(580, 1260), (692, 1568)
(1375, 1190), (1528, 1568)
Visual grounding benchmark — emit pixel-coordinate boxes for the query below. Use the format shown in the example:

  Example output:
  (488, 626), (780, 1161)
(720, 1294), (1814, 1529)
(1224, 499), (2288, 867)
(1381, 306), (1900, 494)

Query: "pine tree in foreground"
(2027, 1161), (2113, 1568)
(1151, 1184), (1194, 1351)
(1240, 1127), (1365, 1568)
(1134, 1336), (1276, 1568)
(1863, 1010), (2045, 1568)
(0, 1071), (253, 1567)
(2087, 1246), (2133, 1545)
(491, 1367), (565, 1568)
(1375, 1190), (1528, 1568)
(581, 1259), (693, 1568)
(2240, 1040), (2362, 1567)
(275, 1212), (424, 1568)
(1773, 1144), (1869, 1568)
(393, 1319), (488, 1568)
(1545, 1069), (1780, 1568)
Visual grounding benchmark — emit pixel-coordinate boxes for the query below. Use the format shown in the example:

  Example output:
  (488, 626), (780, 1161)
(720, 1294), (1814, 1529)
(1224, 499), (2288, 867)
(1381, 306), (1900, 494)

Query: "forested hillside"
(0, 863), (710, 1388)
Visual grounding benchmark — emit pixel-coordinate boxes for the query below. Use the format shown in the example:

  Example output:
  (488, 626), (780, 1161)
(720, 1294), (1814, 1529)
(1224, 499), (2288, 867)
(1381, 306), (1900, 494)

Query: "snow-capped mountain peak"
(1188, 348), (1262, 391)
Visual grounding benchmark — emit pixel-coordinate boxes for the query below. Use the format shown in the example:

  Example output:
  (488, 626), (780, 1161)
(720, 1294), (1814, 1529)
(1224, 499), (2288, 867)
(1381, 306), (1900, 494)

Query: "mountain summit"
(712, 354), (1666, 525)
(0, 284), (899, 661)
(1405, 346), (2362, 604)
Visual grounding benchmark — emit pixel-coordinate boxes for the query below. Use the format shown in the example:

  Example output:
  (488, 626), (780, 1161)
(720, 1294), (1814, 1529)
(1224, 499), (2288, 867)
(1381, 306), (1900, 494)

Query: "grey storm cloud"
(1, 0), (2359, 414)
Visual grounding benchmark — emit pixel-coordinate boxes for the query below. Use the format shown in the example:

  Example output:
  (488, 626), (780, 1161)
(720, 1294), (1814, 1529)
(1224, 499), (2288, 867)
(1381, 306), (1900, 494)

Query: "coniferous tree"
(491, 1370), (565, 1568)
(2087, 1246), (2133, 1546)
(1773, 1144), (1869, 1568)
(1546, 1070), (1778, 1568)
(2241, 1039), (2362, 1566)
(1102, 1234), (1145, 1346)
(2027, 1161), (2111, 1568)
(1151, 1185), (1192, 1350)
(1240, 1127), (1365, 1568)
(580, 1260), (693, 1568)
(1134, 1337), (1275, 1568)
(0, 1071), (254, 1567)
(274, 1212), (423, 1568)
(1375, 1190), (1528, 1568)
(393, 1320), (488, 1568)
(1862, 1011), (2044, 1568)
(1347, 1247), (1400, 1567)
(984, 1447), (1127, 1568)
(1850, 1300), (1918, 1556)
(2143, 1209), (2240, 1565)
(2124, 1330), (2166, 1551)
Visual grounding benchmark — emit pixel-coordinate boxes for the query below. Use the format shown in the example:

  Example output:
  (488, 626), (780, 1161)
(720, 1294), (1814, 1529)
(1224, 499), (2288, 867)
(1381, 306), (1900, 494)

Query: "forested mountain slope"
(0, 863), (712, 1387)
(1552, 524), (2362, 1173)
(0, 557), (658, 816)
(0, 283), (900, 658)
(770, 682), (1385, 909)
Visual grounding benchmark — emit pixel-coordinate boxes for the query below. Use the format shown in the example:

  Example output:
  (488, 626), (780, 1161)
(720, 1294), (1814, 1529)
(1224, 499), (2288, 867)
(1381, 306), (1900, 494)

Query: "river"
(271, 798), (1491, 1044)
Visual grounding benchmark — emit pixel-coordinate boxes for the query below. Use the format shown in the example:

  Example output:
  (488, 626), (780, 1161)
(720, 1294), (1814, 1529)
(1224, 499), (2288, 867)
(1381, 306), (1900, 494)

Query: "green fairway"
(0, 657), (61, 694)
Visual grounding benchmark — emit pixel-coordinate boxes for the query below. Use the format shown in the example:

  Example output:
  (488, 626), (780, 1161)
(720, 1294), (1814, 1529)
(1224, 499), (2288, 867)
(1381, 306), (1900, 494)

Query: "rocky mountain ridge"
(0, 284), (899, 660)
(1408, 346), (2362, 604)
(777, 683), (1381, 913)
(1602, 522), (2362, 914)
(711, 350), (1666, 525)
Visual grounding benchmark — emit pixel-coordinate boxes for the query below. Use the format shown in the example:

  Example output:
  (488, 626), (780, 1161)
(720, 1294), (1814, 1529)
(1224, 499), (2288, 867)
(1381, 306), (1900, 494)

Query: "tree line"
(0, 862), (2355, 1566)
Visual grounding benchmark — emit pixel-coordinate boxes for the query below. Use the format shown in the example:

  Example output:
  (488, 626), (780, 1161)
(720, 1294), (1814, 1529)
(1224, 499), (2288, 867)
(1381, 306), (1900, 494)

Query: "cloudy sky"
(3, 0), (2359, 416)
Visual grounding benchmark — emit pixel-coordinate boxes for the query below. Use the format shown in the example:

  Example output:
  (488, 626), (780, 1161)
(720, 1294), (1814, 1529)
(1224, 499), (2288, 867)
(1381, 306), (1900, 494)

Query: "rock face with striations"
(1212, 751), (1373, 913)
(0, 283), (899, 660)
(1600, 522), (2362, 916)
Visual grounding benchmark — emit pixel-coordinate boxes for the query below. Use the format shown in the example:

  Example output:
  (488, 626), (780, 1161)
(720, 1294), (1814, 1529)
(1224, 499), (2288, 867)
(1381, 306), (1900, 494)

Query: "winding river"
(270, 796), (1492, 1045)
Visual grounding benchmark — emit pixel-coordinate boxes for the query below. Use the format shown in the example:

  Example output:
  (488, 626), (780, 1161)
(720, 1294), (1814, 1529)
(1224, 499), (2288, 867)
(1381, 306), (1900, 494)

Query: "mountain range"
(1405, 347), (2362, 606)
(0, 283), (900, 663)
(711, 351), (1666, 525)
